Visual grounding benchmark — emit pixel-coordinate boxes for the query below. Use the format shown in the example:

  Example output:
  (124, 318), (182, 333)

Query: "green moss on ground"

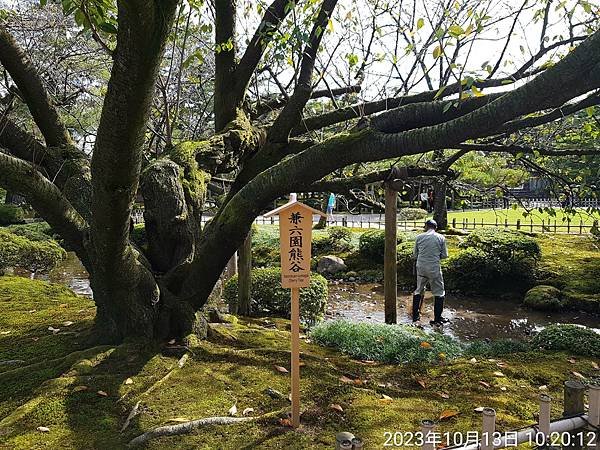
(1, 277), (599, 449)
(537, 234), (600, 313)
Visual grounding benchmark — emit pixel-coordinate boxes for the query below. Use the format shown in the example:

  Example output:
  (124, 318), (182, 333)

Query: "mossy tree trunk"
(1, 1), (600, 343)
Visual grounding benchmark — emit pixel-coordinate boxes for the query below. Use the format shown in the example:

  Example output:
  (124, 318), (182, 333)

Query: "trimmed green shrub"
(313, 226), (353, 255)
(0, 228), (66, 273)
(445, 228), (540, 293)
(359, 230), (404, 260)
(223, 267), (328, 323)
(396, 241), (414, 275)
(310, 320), (462, 364)
(460, 228), (541, 260)
(532, 324), (600, 357)
(8, 222), (55, 241)
(327, 226), (352, 243)
(523, 285), (564, 311)
(398, 208), (428, 221)
(0, 204), (25, 225)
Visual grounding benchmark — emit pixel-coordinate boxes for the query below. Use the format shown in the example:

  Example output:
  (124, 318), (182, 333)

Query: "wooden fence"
(132, 210), (599, 235)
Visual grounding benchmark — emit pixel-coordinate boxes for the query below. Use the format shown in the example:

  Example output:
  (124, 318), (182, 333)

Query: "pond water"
(13, 253), (599, 342)
(326, 283), (600, 341)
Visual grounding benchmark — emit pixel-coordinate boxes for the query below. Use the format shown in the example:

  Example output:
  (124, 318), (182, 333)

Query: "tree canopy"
(0, 0), (598, 341)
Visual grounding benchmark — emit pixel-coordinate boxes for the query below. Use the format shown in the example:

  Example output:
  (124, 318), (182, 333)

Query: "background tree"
(0, 0), (599, 341)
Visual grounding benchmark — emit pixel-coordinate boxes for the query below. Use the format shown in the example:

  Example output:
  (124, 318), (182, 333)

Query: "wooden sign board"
(264, 196), (325, 288)
(264, 194), (325, 428)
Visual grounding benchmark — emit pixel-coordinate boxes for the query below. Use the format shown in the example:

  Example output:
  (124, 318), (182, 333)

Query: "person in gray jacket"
(412, 219), (449, 325)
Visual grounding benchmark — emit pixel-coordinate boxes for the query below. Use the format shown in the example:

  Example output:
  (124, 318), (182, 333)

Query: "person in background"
(326, 192), (336, 222)
(420, 191), (428, 210)
(412, 219), (449, 326)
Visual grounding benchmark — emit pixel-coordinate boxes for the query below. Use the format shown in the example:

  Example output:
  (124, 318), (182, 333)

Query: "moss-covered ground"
(1, 276), (599, 449)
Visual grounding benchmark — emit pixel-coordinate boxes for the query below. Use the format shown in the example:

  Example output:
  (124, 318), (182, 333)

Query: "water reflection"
(326, 283), (600, 341)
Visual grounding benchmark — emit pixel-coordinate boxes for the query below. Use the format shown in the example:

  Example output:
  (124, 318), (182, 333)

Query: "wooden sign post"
(264, 193), (325, 428)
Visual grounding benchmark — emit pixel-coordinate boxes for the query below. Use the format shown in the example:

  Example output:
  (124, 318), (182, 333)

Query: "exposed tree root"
(127, 416), (255, 447)
(120, 350), (191, 431)
(120, 401), (141, 433)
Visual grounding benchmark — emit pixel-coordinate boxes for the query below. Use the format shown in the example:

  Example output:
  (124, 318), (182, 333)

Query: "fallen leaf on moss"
(381, 394), (393, 401)
(539, 385), (548, 390)
(37, 426), (50, 432)
(469, 358), (477, 363)
(493, 371), (505, 377)
(339, 375), (353, 384)
(439, 409), (459, 420)
(228, 402), (237, 416)
(416, 378), (427, 389)
(439, 392), (450, 399)
(274, 365), (289, 373)
(330, 403), (344, 412)
(62, 321), (74, 326)
(592, 361), (599, 370)
(97, 390), (108, 397)
(242, 407), (254, 416)
(567, 358), (577, 364)
(479, 381), (491, 388)
(420, 341), (432, 349)
(124, 378), (133, 385)
(571, 371), (586, 380)
(279, 418), (293, 427)
(73, 386), (88, 392)
(474, 407), (484, 413)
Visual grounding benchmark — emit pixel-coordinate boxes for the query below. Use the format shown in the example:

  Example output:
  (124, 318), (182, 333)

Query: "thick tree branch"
(454, 143), (600, 157)
(0, 26), (71, 148)
(253, 84), (361, 118)
(214, 0), (238, 130)
(178, 29), (600, 307)
(234, 0), (294, 102)
(268, 0), (339, 143)
(289, 36), (587, 137)
(0, 151), (87, 260)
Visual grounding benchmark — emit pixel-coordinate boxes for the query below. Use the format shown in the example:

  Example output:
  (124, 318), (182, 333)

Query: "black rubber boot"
(430, 296), (449, 325)
(412, 294), (422, 322)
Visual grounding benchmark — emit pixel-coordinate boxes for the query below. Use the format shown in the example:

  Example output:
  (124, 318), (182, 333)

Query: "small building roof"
(264, 195), (325, 218)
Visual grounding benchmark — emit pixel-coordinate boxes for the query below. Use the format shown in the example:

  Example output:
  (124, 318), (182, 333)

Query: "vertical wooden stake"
(563, 380), (585, 450)
(481, 407), (496, 450)
(238, 232), (252, 316)
(384, 184), (397, 324)
(291, 287), (300, 428)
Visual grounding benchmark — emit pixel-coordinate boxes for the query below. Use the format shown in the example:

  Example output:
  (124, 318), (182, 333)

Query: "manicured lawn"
(444, 207), (600, 227)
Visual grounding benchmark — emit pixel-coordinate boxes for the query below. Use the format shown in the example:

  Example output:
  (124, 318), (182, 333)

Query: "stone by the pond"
(524, 285), (565, 311)
(317, 255), (347, 275)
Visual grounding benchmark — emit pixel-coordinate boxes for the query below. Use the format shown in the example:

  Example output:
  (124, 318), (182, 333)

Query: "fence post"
(538, 394), (551, 444)
(516, 219), (521, 230)
(579, 220), (583, 234)
(495, 217), (498, 227)
(421, 419), (435, 450)
(335, 432), (354, 450)
(481, 408), (496, 450)
(563, 380), (586, 450)
(588, 385), (600, 450)
(542, 219), (545, 233)
(505, 218), (508, 229)
(567, 220), (571, 233)
(554, 220), (557, 233)
(530, 218), (533, 232)
(452, 218), (456, 228)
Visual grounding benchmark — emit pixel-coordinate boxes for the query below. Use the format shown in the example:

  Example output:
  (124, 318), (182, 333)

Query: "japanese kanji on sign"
(264, 194), (325, 428)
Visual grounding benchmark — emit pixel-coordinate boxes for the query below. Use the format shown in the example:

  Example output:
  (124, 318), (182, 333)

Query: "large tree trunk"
(433, 179), (448, 230)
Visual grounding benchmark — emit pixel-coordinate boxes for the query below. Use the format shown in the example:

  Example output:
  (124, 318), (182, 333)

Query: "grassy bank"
(0, 276), (599, 449)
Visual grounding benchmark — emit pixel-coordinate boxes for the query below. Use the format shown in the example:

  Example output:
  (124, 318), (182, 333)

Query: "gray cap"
(425, 219), (437, 229)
